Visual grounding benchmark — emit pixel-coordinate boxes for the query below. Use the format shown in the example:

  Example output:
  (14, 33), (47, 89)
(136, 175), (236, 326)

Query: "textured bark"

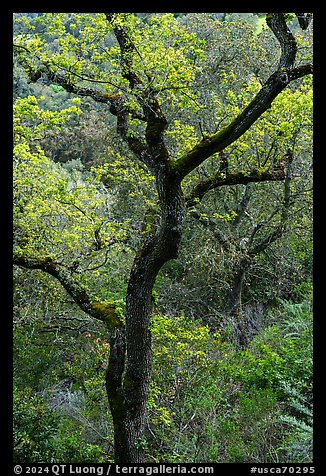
(105, 169), (185, 462)
(225, 256), (252, 348)
(266, 13), (297, 68)
(186, 169), (286, 208)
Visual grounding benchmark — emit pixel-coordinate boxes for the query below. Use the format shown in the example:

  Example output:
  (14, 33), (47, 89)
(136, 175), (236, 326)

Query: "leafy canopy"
(14, 95), (128, 271)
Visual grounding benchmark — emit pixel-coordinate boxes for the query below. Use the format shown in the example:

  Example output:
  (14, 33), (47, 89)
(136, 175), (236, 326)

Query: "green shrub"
(53, 431), (105, 463)
(146, 298), (313, 463)
(277, 384), (313, 463)
(13, 386), (107, 463)
(13, 387), (59, 463)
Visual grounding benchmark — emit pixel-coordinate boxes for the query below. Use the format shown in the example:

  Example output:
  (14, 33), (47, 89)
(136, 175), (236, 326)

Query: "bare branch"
(232, 184), (252, 227)
(249, 176), (292, 255)
(188, 209), (231, 250)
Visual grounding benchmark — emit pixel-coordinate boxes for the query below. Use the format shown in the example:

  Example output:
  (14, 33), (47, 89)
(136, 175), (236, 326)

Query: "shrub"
(13, 386), (107, 463)
(13, 387), (59, 463)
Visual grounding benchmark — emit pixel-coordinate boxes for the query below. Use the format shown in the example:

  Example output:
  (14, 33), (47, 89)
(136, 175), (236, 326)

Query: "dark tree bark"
(13, 13), (312, 462)
(226, 255), (252, 348)
(104, 168), (186, 462)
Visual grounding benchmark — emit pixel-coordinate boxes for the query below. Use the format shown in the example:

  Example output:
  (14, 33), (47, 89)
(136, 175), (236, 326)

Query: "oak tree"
(13, 13), (313, 462)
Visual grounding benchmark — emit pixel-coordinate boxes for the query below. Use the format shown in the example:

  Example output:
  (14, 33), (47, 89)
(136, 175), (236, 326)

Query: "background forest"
(13, 12), (313, 464)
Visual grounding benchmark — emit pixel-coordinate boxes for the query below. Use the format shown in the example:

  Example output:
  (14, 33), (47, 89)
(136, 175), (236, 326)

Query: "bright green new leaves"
(14, 13), (205, 110)
(14, 95), (81, 142)
(14, 14), (111, 84)
(165, 120), (199, 159)
(130, 14), (205, 93)
(148, 313), (213, 429)
(14, 96), (128, 269)
(227, 80), (311, 174)
(14, 13), (312, 178)
(184, 75), (312, 196)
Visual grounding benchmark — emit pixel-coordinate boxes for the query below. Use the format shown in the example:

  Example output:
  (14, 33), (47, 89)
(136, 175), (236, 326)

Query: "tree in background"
(182, 80), (312, 346)
(13, 13), (313, 462)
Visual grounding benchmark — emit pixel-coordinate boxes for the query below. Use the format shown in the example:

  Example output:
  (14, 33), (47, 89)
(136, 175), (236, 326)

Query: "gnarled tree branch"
(249, 176), (292, 255)
(266, 13), (297, 69)
(13, 254), (123, 328)
(186, 168), (286, 208)
(172, 63), (311, 180)
(105, 13), (170, 167)
(171, 12), (312, 180)
(295, 13), (313, 31)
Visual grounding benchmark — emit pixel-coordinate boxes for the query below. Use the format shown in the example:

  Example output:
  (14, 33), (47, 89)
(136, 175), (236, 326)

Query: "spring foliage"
(13, 12), (313, 463)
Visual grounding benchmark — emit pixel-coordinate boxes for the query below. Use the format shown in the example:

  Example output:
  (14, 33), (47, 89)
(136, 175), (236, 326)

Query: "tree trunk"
(226, 255), (252, 348)
(106, 172), (185, 463)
